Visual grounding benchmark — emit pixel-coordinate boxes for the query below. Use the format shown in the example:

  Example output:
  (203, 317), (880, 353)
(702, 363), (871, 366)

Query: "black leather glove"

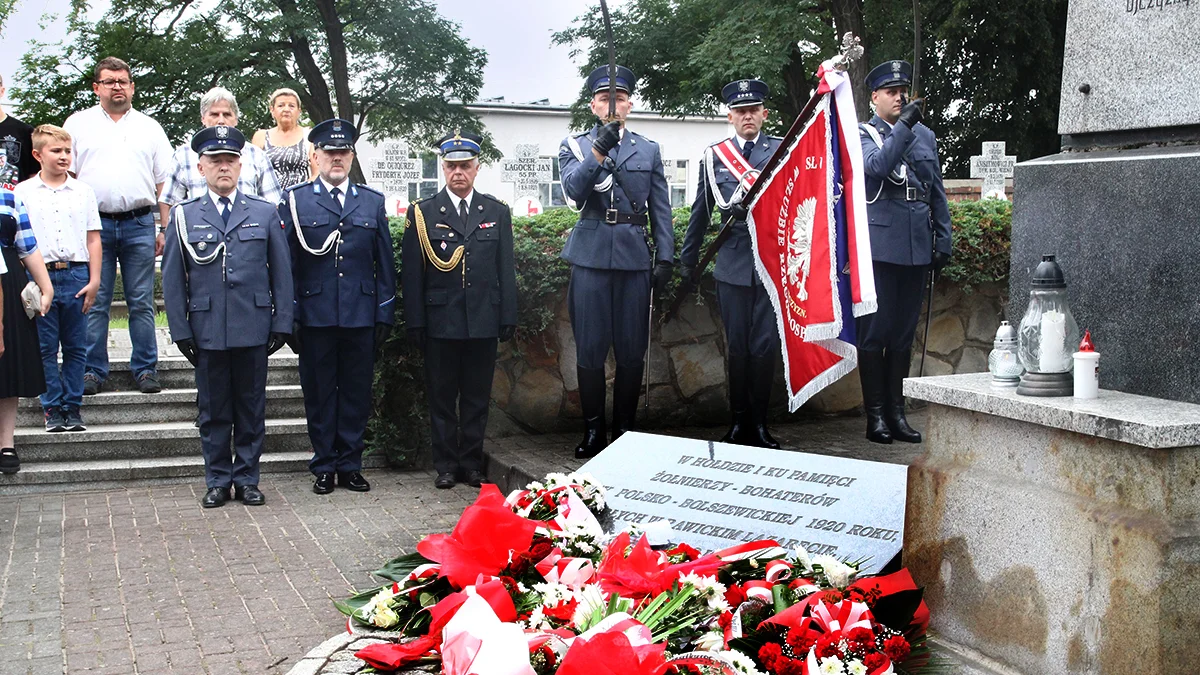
(286, 321), (303, 353)
(374, 323), (392, 347)
(592, 121), (622, 156)
(267, 332), (288, 356)
(651, 260), (673, 297)
(898, 99), (924, 129)
(499, 325), (516, 342)
(728, 202), (749, 222)
(176, 338), (198, 366)
(678, 265), (695, 284)
(408, 328), (426, 350)
(932, 250), (951, 271)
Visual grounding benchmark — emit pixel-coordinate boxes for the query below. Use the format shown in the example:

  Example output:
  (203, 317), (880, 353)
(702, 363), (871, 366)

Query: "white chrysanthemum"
(571, 583), (609, 627)
(793, 546), (813, 572)
(694, 630), (725, 652)
(819, 656), (845, 675)
(525, 605), (550, 630)
(811, 554), (857, 588)
(721, 649), (767, 675)
(847, 660), (868, 675)
(679, 572), (730, 612)
(532, 581), (573, 606)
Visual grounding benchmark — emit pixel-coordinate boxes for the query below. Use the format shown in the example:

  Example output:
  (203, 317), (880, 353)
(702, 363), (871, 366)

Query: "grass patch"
(109, 312), (169, 329)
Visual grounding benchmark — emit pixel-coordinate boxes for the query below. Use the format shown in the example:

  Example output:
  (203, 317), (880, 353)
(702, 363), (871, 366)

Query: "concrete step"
(17, 385), (305, 427)
(0, 452), (388, 495)
(99, 354), (300, 391)
(12, 418), (312, 463)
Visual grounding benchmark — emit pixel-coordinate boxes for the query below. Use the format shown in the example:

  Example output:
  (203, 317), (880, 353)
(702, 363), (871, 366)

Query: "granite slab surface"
(904, 372), (1200, 449)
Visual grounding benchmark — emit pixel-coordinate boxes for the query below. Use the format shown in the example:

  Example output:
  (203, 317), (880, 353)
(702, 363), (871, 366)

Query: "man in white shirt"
(63, 56), (174, 395)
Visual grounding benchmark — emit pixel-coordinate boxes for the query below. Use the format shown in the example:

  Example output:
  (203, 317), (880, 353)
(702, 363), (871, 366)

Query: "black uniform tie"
(218, 196), (231, 225)
(330, 186), (343, 210)
(741, 139), (754, 160)
(459, 198), (470, 227)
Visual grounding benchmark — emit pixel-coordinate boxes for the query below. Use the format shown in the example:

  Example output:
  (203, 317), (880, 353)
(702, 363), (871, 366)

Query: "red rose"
(883, 635), (910, 662)
(863, 651), (889, 670)
(725, 583), (747, 608)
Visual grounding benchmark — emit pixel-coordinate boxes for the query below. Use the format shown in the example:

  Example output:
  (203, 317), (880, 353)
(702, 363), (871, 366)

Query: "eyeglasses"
(97, 79), (132, 88)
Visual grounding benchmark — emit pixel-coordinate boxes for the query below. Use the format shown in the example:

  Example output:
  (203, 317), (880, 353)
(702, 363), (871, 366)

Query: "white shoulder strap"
(290, 189), (340, 256)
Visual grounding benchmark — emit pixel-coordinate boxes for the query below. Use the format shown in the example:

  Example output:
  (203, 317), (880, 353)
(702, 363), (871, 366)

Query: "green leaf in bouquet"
(372, 551), (436, 582)
(771, 583), (793, 615)
(333, 584), (391, 618)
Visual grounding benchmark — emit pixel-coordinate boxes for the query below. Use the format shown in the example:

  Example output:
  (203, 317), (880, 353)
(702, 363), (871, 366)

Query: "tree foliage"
(14, 0), (491, 176)
(556, 0), (1068, 177)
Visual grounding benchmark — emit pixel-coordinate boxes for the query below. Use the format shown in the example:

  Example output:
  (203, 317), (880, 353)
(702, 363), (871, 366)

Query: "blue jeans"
(39, 264), (90, 410)
(86, 213), (158, 380)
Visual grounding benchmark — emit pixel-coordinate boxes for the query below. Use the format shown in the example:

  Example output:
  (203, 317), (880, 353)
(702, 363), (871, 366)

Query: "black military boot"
(610, 363), (644, 444)
(884, 348), (922, 443)
(720, 355), (751, 444)
(748, 355), (781, 449)
(575, 366), (608, 460)
(858, 350), (893, 444)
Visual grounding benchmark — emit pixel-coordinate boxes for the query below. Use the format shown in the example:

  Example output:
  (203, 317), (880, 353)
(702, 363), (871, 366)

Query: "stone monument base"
(903, 373), (1200, 674)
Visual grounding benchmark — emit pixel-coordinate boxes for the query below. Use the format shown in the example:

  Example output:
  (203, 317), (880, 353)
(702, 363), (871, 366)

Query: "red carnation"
(815, 632), (842, 659)
(718, 610), (733, 631)
(758, 643), (783, 670)
(725, 583), (747, 608)
(666, 542), (702, 561)
(863, 651), (889, 670)
(883, 635), (910, 662)
(847, 626), (874, 647)
(786, 629), (817, 655)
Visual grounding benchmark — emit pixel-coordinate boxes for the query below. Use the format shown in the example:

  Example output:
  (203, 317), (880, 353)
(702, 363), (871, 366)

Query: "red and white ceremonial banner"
(746, 62), (877, 411)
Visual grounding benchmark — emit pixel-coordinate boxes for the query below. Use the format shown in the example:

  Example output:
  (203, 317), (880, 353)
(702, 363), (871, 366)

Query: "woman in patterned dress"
(251, 88), (315, 190)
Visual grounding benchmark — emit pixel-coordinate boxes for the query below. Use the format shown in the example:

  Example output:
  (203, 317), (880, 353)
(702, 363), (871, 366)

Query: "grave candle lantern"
(1016, 254), (1081, 396)
(988, 320), (1023, 387)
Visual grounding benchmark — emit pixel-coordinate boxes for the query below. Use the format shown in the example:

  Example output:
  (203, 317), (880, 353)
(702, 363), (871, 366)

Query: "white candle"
(1039, 310), (1067, 372)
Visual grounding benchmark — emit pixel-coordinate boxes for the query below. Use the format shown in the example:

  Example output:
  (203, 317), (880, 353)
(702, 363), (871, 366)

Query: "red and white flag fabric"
(746, 61), (877, 411)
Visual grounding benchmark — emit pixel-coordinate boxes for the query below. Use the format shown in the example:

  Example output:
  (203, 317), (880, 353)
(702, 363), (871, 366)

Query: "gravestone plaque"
(969, 141), (1015, 200)
(501, 144), (553, 199)
(1058, 0), (1199, 135)
(368, 141), (422, 194)
(581, 432), (907, 574)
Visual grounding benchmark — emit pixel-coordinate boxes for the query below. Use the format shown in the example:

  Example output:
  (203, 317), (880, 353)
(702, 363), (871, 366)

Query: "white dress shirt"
(13, 174), (102, 263)
(447, 189), (474, 217)
(208, 188), (239, 215)
(319, 177), (350, 209)
(63, 105), (174, 212)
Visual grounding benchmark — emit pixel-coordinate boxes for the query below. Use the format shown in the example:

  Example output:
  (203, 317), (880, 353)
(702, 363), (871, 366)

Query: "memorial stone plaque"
(501, 144), (554, 199)
(1058, 0), (1199, 135)
(368, 141), (422, 194)
(969, 141), (1016, 200)
(581, 432), (907, 574)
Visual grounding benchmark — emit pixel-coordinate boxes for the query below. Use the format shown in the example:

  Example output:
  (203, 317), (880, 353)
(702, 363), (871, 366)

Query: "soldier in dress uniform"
(558, 64), (674, 460)
(857, 60), (952, 445)
(401, 131), (517, 490)
(680, 79), (783, 449)
(161, 126), (293, 508)
(279, 118), (396, 494)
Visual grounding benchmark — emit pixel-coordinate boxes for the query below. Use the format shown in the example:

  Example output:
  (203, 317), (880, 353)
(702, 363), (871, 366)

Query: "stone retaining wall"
(485, 281), (1007, 435)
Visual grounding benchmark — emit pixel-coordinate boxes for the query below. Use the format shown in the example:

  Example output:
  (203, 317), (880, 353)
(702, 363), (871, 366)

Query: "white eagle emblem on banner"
(786, 197), (817, 302)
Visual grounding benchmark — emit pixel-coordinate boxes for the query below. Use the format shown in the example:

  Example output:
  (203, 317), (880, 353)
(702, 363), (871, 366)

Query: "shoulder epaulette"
(477, 192), (507, 206)
(355, 183), (384, 197)
(243, 193), (270, 204)
(179, 194), (204, 206)
(285, 180), (315, 194)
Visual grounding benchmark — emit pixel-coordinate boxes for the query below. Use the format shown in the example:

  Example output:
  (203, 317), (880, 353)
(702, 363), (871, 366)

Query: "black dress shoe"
(338, 471), (370, 492)
(463, 470), (489, 488)
(313, 472), (335, 494)
(236, 485), (266, 506)
(434, 472), (457, 489)
(202, 487), (230, 508)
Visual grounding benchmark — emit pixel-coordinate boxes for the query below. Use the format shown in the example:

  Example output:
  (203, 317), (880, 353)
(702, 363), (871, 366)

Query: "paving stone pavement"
(0, 413), (927, 675)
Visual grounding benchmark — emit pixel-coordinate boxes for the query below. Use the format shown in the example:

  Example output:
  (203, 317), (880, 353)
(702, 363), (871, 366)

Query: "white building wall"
(355, 103), (731, 217)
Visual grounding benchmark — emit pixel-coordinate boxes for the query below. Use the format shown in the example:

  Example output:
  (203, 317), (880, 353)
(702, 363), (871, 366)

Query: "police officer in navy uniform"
(279, 118), (396, 494)
(162, 126), (293, 508)
(401, 131), (517, 490)
(858, 60), (952, 445)
(680, 79), (783, 449)
(558, 65), (674, 460)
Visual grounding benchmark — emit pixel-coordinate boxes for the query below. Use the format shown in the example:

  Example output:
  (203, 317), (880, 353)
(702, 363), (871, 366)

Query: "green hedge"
(367, 199), (1012, 465)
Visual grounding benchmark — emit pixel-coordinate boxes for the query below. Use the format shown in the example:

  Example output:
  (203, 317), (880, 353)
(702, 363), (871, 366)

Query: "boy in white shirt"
(15, 125), (102, 433)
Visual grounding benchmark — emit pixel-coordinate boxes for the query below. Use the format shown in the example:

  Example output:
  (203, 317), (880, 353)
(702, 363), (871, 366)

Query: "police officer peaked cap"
(309, 118), (358, 150)
(434, 130), (483, 162)
(586, 65), (636, 95)
(191, 125), (245, 156)
(866, 60), (913, 92)
(722, 79), (769, 108)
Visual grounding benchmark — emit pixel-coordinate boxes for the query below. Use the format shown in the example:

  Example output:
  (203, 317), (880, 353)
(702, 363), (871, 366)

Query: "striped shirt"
(160, 142), (283, 207)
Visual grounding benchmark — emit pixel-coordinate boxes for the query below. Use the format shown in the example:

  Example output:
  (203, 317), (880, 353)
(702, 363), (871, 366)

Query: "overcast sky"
(1, 0), (617, 107)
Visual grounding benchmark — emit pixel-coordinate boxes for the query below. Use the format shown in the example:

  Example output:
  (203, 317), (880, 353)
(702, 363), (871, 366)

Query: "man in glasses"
(63, 56), (173, 396)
